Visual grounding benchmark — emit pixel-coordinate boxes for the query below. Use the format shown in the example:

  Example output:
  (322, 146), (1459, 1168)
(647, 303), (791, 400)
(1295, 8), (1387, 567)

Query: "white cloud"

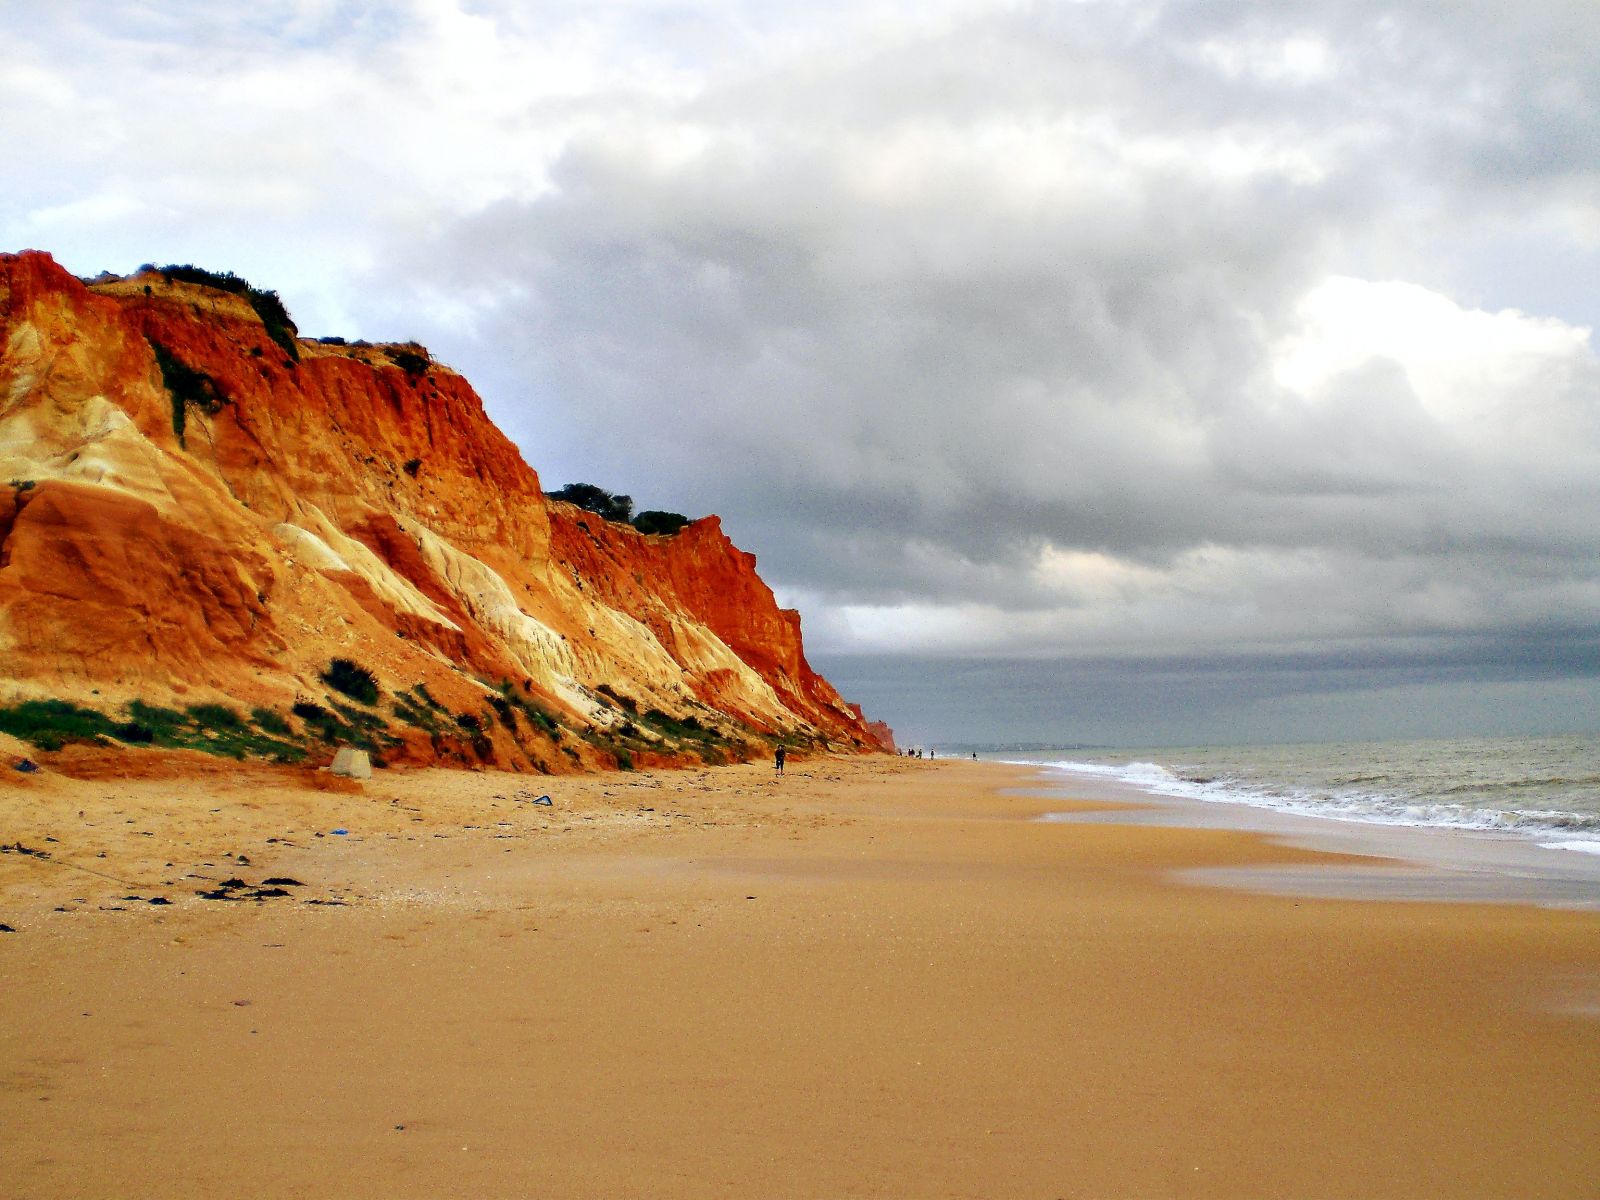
(1273, 277), (1594, 423)
(1195, 32), (1338, 87)
(21, 190), (151, 232)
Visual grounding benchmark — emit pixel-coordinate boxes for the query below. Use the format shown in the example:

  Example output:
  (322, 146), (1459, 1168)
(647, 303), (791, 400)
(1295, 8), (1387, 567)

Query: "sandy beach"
(3, 753), (1599, 1198)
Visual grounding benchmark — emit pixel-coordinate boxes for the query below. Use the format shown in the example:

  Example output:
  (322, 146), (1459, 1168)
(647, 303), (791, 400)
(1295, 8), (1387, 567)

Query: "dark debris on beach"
(195, 876), (309, 902)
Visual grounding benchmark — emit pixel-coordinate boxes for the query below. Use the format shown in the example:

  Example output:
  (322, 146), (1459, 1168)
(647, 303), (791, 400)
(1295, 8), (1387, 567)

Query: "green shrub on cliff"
(550, 482), (633, 523)
(487, 695), (517, 730)
(153, 263), (299, 362)
(0, 700), (117, 750)
(185, 702), (244, 729)
(247, 288), (299, 362)
(632, 510), (690, 536)
(152, 263), (248, 293)
(148, 338), (226, 447)
(320, 658), (380, 706)
(291, 698), (380, 754)
(251, 707), (291, 735)
(639, 707), (716, 742)
(0, 698), (303, 760)
(393, 692), (442, 733)
(386, 345), (430, 376)
(550, 484), (696, 536)
(482, 682), (564, 742)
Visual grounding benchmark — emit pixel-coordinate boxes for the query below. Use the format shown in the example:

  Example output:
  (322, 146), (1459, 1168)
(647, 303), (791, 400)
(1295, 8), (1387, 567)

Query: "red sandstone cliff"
(0, 251), (887, 771)
(848, 705), (898, 754)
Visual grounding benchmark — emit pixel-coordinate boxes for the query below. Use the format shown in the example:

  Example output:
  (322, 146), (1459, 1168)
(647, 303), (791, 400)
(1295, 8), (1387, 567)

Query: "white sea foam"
(1015, 740), (1600, 846)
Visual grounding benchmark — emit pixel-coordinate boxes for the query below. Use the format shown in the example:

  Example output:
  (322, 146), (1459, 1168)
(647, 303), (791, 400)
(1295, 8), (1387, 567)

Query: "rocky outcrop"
(0, 251), (888, 771)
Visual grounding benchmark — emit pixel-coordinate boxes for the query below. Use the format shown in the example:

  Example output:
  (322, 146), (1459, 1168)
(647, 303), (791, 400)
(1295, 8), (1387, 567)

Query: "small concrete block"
(330, 747), (372, 780)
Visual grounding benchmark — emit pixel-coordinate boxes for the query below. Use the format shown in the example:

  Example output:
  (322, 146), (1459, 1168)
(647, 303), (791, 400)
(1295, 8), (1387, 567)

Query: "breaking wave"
(1018, 737), (1600, 852)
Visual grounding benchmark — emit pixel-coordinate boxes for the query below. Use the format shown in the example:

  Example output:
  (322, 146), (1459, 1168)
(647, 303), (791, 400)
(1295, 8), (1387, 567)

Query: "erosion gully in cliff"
(0, 251), (894, 774)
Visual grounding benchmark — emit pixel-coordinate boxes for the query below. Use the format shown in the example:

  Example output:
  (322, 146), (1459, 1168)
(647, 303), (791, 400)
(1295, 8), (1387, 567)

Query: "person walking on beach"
(775, 746), (786, 775)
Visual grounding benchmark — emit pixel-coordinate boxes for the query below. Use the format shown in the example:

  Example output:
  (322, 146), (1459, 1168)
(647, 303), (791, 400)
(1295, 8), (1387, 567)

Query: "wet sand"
(3, 754), (1599, 1198)
(1028, 772), (1600, 911)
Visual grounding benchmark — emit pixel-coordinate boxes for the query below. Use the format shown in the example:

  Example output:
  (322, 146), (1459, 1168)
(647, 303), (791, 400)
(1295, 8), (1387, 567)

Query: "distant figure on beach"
(775, 746), (786, 775)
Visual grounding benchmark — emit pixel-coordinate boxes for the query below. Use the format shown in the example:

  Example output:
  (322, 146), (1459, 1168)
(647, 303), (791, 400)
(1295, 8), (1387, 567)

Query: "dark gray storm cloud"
(357, 1), (1600, 679)
(7, 0), (1599, 738)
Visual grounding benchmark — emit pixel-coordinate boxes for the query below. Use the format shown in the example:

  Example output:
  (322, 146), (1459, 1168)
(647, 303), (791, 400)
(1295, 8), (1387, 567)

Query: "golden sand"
(3, 755), (1598, 1197)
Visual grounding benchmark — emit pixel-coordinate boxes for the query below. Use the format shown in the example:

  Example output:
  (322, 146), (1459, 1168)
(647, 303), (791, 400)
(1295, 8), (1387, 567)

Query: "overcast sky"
(6, 0), (1599, 745)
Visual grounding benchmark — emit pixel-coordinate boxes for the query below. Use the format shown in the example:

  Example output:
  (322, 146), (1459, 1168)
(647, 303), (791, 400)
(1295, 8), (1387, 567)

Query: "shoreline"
(1011, 762), (1600, 911)
(4, 756), (1600, 1197)
(980, 736), (1600, 850)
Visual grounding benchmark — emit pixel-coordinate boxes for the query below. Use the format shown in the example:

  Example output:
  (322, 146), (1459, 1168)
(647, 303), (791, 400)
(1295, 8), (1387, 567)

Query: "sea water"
(994, 733), (1600, 857)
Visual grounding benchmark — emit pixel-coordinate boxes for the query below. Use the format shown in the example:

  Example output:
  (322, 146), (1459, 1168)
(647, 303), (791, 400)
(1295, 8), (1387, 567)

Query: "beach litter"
(331, 828), (349, 836)
(13, 758), (38, 773)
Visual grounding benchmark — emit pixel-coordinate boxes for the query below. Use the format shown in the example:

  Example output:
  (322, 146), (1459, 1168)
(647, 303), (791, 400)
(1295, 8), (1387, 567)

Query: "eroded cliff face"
(0, 250), (885, 770)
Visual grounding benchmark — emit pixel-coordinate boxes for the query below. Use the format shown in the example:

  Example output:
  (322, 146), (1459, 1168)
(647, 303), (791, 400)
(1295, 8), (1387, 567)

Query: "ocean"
(990, 733), (1600, 857)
